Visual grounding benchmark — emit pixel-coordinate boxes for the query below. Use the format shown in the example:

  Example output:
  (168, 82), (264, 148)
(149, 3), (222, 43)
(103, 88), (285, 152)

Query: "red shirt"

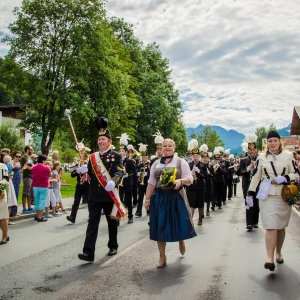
(32, 164), (51, 188)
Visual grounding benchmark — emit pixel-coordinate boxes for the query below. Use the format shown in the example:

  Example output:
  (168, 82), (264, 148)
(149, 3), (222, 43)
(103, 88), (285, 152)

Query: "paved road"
(1, 186), (300, 300)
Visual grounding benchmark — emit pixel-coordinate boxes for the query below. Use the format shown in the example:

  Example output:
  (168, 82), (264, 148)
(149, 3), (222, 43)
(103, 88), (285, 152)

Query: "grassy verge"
(17, 172), (76, 203)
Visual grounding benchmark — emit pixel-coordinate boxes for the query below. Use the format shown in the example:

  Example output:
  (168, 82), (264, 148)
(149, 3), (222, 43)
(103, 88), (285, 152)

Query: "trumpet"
(213, 164), (219, 172)
(139, 167), (145, 185)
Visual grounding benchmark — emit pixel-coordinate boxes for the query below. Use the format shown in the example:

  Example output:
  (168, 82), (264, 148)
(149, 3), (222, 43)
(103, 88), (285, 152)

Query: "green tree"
(268, 123), (277, 132)
(0, 122), (25, 151)
(189, 125), (224, 151)
(255, 126), (268, 151)
(60, 148), (78, 167)
(3, 0), (140, 154)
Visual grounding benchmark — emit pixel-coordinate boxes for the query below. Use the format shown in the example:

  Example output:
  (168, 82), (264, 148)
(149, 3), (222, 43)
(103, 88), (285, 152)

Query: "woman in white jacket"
(247, 131), (299, 271)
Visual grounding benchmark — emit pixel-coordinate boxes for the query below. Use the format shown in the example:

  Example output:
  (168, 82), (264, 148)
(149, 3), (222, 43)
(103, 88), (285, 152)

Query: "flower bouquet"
(0, 182), (8, 199)
(160, 168), (177, 187)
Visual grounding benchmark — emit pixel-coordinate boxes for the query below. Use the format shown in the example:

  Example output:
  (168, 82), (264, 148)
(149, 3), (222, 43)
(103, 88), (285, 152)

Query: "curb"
(9, 204), (88, 222)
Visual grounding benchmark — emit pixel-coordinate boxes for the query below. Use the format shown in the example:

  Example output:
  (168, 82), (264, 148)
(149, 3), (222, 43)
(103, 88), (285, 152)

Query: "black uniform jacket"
(187, 161), (208, 190)
(87, 150), (124, 202)
(71, 169), (90, 190)
(121, 157), (136, 186)
(212, 163), (225, 183)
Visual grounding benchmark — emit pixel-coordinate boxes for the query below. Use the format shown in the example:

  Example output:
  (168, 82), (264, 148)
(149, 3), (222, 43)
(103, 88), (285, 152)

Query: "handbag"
(281, 184), (298, 202)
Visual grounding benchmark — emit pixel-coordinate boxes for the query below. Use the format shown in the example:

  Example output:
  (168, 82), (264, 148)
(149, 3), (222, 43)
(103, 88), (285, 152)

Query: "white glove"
(76, 167), (81, 173)
(123, 173), (129, 178)
(137, 172), (141, 177)
(194, 167), (200, 173)
(246, 196), (253, 207)
(207, 168), (210, 175)
(79, 165), (88, 174)
(274, 176), (287, 184)
(105, 180), (116, 191)
(246, 166), (251, 172)
(142, 172), (148, 177)
(215, 164), (220, 167)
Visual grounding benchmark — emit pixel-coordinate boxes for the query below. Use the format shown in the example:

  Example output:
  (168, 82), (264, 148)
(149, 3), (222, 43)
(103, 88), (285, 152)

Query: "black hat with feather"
(93, 117), (112, 139)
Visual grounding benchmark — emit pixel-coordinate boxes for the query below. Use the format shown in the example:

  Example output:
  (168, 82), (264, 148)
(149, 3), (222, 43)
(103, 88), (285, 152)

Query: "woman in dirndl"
(144, 138), (196, 268)
(248, 131), (299, 271)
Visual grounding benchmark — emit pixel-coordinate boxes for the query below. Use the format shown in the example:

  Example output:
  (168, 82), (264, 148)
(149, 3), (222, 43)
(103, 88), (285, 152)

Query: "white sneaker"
(55, 212), (63, 215)
(44, 213), (53, 218)
(52, 212), (61, 217)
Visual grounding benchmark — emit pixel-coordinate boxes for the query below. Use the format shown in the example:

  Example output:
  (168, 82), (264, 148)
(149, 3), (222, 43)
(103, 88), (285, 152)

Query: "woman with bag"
(247, 131), (299, 271)
(144, 138), (196, 268)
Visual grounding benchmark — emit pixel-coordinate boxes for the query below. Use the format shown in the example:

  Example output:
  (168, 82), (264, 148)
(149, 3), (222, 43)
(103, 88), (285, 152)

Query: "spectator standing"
(10, 151), (22, 216)
(32, 155), (51, 222)
(31, 154), (38, 165)
(0, 160), (9, 244)
(52, 161), (67, 214)
(20, 145), (35, 214)
(52, 151), (59, 163)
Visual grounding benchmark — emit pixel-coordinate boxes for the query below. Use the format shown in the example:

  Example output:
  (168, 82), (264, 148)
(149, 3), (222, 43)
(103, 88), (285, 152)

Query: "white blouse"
(148, 156), (193, 186)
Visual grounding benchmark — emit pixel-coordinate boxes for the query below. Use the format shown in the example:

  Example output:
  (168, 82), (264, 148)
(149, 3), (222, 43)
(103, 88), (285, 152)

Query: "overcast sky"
(1, 0), (300, 134)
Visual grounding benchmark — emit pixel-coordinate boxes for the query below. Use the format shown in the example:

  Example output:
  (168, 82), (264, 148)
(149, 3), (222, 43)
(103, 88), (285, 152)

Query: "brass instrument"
(119, 164), (126, 187)
(213, 164), (219, 172)
(139, 167), (146, 185)
(192, 163), (197, 182)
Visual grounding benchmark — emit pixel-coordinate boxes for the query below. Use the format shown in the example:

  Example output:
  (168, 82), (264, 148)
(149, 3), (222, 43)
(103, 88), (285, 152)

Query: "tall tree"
(255, 126), (268, 151)
(0, 122), (24, 151)
(189, 125), (224, 151)
(3, 0), (140, 154)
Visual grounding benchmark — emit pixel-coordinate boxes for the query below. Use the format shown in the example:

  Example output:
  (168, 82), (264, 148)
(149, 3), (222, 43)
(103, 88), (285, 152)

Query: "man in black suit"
(118, 133), (136, 224)
(135, 144), (150, 217)
(78, 118), (124, 262)
(237, 134), (259, 230)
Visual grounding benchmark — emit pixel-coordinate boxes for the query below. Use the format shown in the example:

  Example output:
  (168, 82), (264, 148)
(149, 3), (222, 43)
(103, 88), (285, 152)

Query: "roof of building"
(291, 107), (300, 135)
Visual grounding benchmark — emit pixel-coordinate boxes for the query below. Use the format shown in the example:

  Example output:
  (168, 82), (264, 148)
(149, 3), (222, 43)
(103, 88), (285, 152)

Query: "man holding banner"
(78, 117), (125, 262)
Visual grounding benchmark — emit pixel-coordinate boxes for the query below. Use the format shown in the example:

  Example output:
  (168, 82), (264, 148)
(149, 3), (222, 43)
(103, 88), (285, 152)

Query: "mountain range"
(185, 124), (292, 155)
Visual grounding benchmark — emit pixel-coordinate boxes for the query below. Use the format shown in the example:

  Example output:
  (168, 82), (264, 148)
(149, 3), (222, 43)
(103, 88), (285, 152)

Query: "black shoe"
(276, 257), (284, 264)
(36, 217), (48, 222)
(223, 202), (226, 205)
(108, 249), (117, 256)
(246, 225), (253, 230)
(67, 216), (75, 223)
(211, 206), (215, 211)
(34, 216), (38, 221)
(218, 207), (222, 209)
(0, 236), (10, 245)
(78, 253), (94, 262)
(264, 262), (275, 271)
(128, 218), (133, 224)
(253, 224), (258, 228)
(228, 198), (231, 200)
(135, 213), (142, 217)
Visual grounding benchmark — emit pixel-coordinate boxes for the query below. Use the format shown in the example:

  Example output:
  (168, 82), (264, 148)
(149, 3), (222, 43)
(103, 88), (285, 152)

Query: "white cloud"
(1, 0), (300, 135)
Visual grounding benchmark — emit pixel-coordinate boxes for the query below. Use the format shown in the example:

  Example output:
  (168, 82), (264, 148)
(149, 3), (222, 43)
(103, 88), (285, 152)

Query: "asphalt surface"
(1, 186), (300, 300)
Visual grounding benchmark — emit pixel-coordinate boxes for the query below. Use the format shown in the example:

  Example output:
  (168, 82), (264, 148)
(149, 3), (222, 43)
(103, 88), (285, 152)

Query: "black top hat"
(93, 117), (112, 139)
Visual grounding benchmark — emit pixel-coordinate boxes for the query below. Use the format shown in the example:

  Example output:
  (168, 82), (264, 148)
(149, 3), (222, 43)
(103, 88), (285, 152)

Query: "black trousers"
(227, 179), (233, 199)
(222, 177), (228, 203)
(83, 201), (118, 258)
(245, 197), (260, 226)
(233, 184), (237, 195)
(214, 182), (225, 208)
(132, 176), (138, 206)
(136, 184), (147, 215)
(119, 185), (133, 218)
(71, 187), (89, 220)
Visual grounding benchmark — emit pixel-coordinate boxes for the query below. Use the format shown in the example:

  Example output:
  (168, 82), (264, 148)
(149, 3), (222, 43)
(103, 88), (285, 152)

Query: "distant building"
(0, 104), (32, 146)
(291, 107), (300, 136)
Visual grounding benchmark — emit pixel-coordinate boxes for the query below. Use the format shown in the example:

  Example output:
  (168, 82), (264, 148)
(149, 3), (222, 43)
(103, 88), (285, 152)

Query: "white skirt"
(260, 195), (292, 229)
(0, 195), (9, 220)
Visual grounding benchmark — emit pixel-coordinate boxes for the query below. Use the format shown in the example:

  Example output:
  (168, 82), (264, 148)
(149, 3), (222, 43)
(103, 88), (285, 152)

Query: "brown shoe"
(156, 256), (167, 268)
(264, 262), (275, 271)
(179, 241), (185, 255)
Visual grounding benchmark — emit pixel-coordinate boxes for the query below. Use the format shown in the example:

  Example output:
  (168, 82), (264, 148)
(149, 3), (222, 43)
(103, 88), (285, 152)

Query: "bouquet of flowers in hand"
(0, 182), (8, 199)
(160, 168), (177, 187)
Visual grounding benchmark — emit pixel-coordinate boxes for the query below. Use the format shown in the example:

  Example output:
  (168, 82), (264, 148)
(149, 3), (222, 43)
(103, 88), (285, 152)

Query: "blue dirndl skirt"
(149, 188), (197, 242)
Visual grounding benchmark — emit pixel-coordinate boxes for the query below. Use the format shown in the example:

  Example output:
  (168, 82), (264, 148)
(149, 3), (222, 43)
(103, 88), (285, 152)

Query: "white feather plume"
(188, 139), (199, 151)
(138, 143), (148, 152)
(117, 133), (131, 146)
(241, 141), (248, 152)
(213, 148), (220, 155)
(224, 149), (231, 155)
(153, 131), (164, 144)
(229, 154), (234, 159)
(208, 152), (213, 158)
(244, 134), (258, 143)
(200, 144), (208, 153)
(218, 146), (224, 153)
(127, 144), (134, 151)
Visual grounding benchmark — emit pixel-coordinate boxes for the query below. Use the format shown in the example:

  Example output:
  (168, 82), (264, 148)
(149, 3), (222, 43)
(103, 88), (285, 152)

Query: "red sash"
(90, 153), (127, 219)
